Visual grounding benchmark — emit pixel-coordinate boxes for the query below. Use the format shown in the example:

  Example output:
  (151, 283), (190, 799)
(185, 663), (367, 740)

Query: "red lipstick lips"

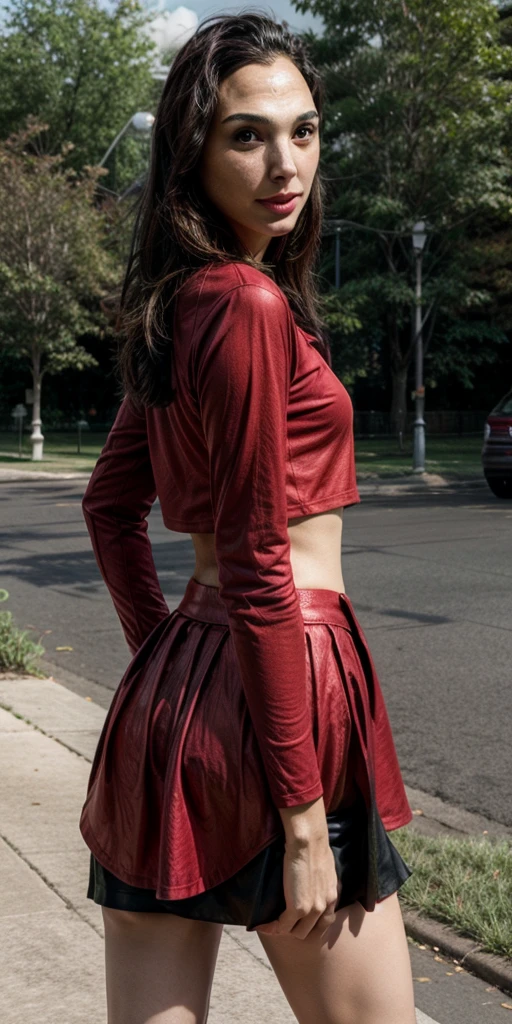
(256, 192), (302, 215)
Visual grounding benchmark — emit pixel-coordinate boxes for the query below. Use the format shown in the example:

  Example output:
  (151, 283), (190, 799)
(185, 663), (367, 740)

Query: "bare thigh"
(257, 892), (416, 1024)
(102, 907), (223, 1024)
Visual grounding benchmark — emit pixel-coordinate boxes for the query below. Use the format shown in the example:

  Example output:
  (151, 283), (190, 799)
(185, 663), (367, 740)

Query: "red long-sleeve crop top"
(81, 261), (360, 809)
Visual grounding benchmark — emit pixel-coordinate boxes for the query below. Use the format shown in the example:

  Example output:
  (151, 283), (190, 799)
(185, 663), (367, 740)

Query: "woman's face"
(198, 55), (320, 262)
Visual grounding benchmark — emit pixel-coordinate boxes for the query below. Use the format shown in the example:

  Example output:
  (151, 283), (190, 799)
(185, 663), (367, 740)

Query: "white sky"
(0, 0), (324, 42)
(169, 0), (325, 35)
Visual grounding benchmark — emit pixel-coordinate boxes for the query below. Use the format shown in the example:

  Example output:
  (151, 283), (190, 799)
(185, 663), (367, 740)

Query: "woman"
(80, 12), (417, 1024)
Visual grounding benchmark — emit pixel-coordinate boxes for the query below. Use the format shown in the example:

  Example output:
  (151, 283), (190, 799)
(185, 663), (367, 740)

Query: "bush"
(0, 589), (45, 675)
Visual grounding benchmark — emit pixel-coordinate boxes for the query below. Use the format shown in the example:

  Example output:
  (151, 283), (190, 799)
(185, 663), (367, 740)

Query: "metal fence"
(353, 410), (488, 438)
(0, 410), (489, 438)
(0, 420), (113, 434)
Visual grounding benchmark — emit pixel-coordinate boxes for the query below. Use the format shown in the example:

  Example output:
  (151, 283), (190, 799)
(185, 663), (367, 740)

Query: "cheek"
(302, 141), (320, 180)
(218, 153), (261, 196)
(200, 145), (261, 207)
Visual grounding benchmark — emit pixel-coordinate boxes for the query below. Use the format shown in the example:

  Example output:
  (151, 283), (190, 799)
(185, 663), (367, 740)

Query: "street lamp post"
(323, 219), (344, 288)
(98, 111), (155, 169)
(412, 220), (427, 473)
(335, 227), (341, 289)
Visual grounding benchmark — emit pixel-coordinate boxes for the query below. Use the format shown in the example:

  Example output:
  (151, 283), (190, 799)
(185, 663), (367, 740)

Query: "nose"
(266, 136), (298, 183)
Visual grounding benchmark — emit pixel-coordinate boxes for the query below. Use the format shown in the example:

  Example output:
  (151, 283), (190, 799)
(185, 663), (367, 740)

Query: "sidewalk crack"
(223, 928), (273, 972)
(0, 701), (93, 763)
(0, 832), (103, 939)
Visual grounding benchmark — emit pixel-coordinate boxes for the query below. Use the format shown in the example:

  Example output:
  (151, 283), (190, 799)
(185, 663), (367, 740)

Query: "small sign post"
(77, 419), (89, 455)
(11, 403), (27, 458)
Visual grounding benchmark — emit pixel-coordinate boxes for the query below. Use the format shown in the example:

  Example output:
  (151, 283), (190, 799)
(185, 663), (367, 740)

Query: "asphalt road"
(1, 479), (511, 827)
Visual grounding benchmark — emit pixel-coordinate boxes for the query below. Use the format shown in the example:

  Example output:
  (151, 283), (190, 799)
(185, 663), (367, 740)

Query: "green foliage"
(296, 0), (512, 422)
(429, 319), (507, 388)
(0, 589), (45, 675)
(319, 287), (373, 385)
(0, 0), (158, 192)
(0, 118), (121, 379)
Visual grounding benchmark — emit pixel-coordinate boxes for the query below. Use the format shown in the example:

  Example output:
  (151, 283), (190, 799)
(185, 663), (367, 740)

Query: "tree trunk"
(31, 351), (44, 461)
(390, 365), (408, 446)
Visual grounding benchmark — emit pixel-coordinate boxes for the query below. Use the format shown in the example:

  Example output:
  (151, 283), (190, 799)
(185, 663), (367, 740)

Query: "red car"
(482, 389), (512, 498)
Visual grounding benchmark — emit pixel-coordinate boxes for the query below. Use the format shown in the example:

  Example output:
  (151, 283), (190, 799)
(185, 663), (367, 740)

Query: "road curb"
(0, 468), (91, 481)
(402, 908), (512, 996)
(0, 466), (489, 493)
(356, 473), (487, 495)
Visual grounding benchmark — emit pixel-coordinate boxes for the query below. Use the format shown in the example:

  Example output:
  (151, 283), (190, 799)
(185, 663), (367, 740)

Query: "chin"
(266, 221), (296, 236)
(256, 212), (299, 230)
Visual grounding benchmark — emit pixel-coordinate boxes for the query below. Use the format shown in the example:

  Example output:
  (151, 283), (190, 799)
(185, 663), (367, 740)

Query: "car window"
(491, 392), (512, 415)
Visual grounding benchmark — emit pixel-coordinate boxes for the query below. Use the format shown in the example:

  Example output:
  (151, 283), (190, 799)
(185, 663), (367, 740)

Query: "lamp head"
(412, 220), (427, 253)
(131, 112), (155, 134)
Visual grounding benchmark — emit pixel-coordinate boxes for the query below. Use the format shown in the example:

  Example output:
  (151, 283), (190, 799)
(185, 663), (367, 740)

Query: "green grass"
(0, 590), (46, 676)
(0, 431), (107, 473)
(0, 431), (485, 478)
(393, 826), (512, 959)
(355, 436), (484, 478)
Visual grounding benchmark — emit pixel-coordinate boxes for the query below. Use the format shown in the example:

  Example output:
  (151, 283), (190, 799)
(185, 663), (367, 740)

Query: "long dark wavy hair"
(116, 10), (330, 409)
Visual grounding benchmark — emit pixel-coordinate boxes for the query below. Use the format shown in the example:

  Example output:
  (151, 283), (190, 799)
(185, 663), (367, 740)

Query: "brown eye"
(234, 129), (258, 144)
(295, 125), (316, 139)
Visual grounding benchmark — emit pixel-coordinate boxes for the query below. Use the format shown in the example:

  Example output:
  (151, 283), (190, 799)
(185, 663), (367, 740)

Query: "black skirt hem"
(86, 786), (412, 928)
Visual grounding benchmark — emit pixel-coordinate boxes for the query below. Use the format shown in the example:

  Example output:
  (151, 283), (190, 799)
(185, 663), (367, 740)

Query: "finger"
(270, 906), (308, 936)
(286, 909), (323, 941)
(256, 892), (339, 939)
(254, 920), (278, 935)
(290, 902), (337, 942)
(311, 905), (338, 937)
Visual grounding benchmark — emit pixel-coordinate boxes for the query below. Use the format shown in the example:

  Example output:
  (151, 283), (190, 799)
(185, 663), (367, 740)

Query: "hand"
(256, 833), (340, 940)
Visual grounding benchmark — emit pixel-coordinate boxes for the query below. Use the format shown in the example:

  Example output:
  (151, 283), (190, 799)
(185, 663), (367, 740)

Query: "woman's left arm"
(81, 396), (170, 656)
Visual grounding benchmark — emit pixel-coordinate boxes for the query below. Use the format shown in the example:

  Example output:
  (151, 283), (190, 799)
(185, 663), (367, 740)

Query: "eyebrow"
(221, 110), (319, 125)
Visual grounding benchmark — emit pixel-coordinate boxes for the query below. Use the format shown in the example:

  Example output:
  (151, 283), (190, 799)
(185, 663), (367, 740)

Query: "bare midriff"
(190, 506), (345, 593)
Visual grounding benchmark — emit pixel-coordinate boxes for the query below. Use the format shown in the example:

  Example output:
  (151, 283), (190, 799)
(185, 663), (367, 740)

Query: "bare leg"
(257, 891), (416, 1024)
(102, 908), (223, 1024)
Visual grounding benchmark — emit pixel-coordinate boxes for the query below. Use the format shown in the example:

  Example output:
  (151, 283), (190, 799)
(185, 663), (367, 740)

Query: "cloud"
(143, 5), (198, 54)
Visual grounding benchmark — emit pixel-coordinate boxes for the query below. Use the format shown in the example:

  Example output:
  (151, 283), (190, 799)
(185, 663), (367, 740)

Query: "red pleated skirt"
(79, 577), (412, 912)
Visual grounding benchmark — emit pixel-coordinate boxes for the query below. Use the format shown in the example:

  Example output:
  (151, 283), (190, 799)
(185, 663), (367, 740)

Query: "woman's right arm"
(81, 397), (170, 657)
(193, 278), (338, 936)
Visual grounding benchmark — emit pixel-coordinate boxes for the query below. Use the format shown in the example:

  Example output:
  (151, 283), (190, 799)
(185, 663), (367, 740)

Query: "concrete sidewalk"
(0, 674), (440, 1024)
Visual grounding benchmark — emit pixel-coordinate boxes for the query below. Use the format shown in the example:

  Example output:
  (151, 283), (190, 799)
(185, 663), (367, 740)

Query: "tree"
(0, 0), (158, 194)
(296, 0), (512, 433)
(0, 118), (120, 458)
